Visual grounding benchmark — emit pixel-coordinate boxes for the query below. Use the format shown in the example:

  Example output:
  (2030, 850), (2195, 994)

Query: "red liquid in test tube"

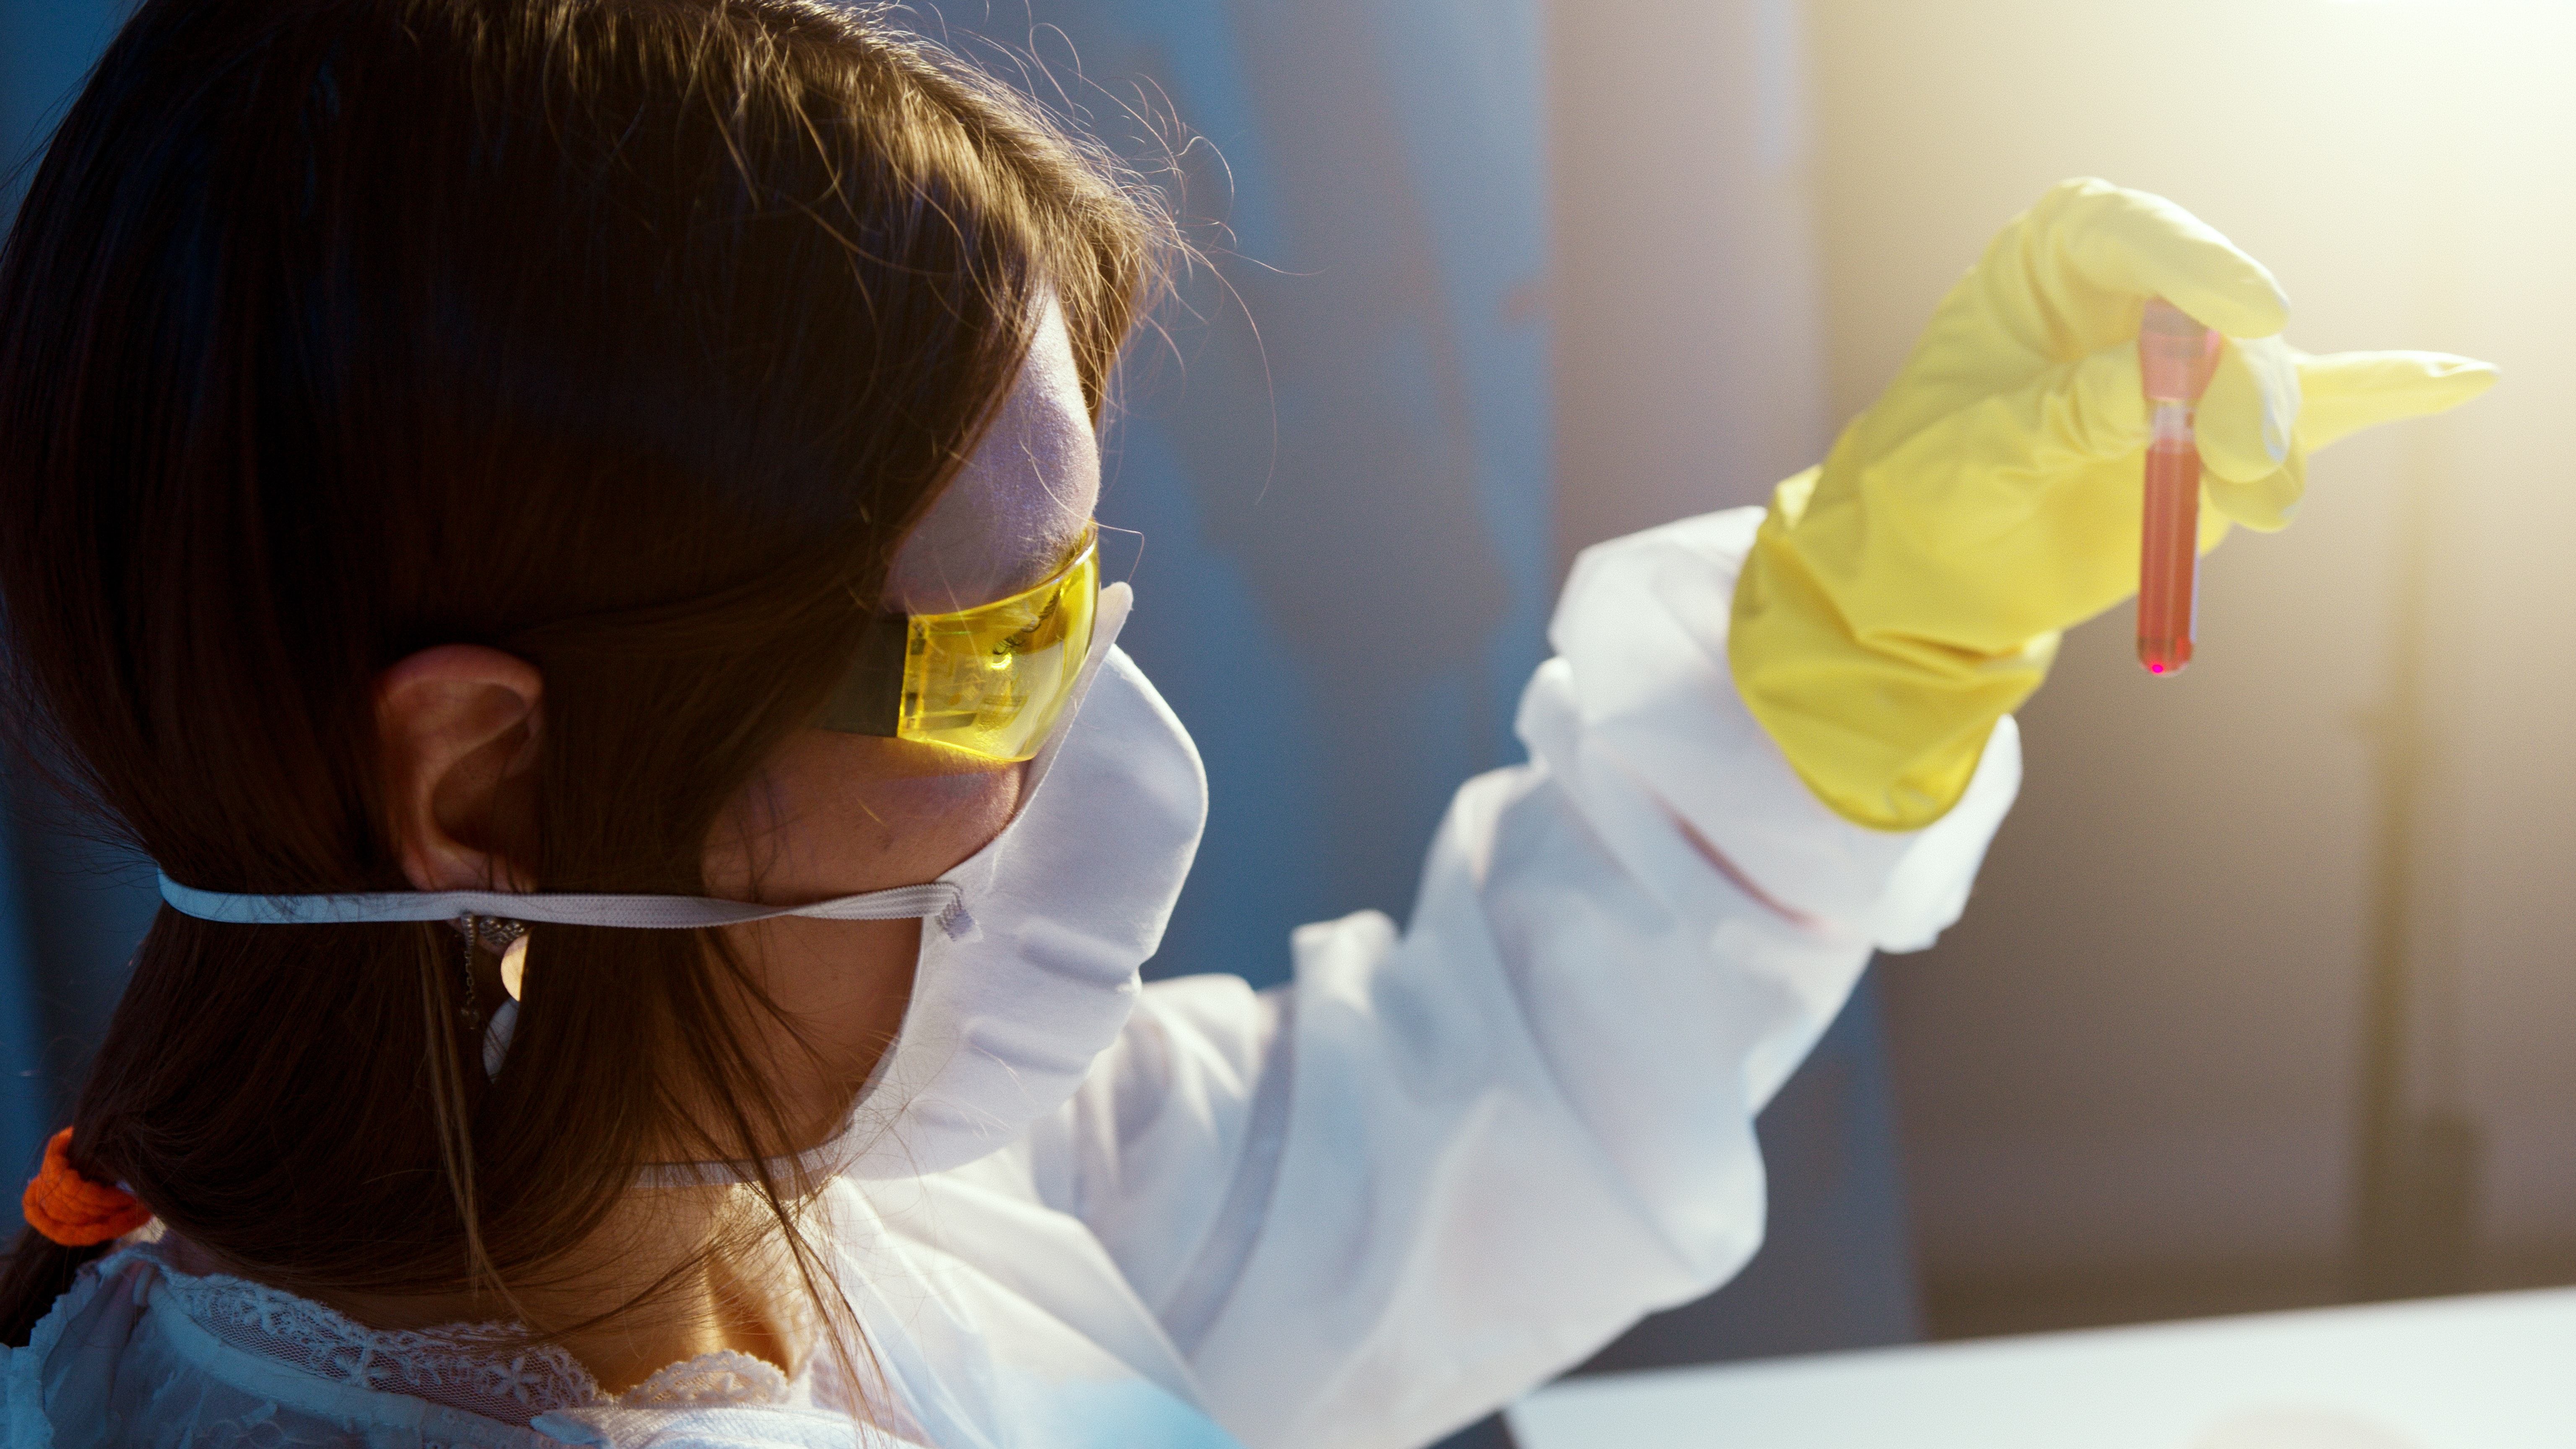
(2136, 298), (2223, 676)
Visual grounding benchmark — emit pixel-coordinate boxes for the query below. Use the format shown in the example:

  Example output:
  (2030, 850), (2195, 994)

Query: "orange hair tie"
(22, 1128), (151, 1247)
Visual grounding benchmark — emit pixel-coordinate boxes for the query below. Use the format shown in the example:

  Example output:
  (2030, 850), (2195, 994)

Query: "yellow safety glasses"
(817, 525), (1101, 763)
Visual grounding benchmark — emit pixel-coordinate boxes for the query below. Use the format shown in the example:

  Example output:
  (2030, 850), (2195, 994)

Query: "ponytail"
(0, 1125), (151, 1346)
(0, 1229), (111, 1348)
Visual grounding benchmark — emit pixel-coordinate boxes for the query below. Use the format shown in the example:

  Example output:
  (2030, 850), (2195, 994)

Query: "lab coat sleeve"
(1034, 506), (2020, 1449)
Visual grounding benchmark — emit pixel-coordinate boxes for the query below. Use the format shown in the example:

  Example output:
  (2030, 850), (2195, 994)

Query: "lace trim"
(140, 1251), (598, 1422)
(125, 1240), (792, 1426)
(621, 1348), (792, 1406)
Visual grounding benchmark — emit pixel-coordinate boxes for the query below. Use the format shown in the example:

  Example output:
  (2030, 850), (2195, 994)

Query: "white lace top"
(151, 1239), (789, 1423)
(3, 1236), (849, 1448)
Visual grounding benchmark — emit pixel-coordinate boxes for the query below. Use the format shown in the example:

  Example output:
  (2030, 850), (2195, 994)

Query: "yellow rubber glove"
(1730, 178), (2497, 831)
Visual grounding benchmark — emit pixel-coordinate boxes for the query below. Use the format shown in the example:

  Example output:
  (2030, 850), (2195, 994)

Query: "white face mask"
(159, 581), (1211, 1184)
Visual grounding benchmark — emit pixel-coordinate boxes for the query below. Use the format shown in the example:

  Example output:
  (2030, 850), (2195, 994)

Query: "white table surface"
(1506, 1288), (2576, 1449)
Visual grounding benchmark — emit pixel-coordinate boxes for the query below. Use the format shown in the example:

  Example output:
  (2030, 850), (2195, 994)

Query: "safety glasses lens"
(898, 535), (1098, 762)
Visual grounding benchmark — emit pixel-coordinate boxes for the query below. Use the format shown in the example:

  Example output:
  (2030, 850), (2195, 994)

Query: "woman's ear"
(375, 644), (544, 893)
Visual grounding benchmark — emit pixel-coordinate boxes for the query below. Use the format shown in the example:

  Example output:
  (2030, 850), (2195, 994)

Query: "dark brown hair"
(0, 0), (1163, 1368)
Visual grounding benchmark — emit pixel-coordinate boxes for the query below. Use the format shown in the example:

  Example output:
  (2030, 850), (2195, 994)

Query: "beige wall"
(1552, 0), (1831, 564)
(1802, 0), (2576, 1326)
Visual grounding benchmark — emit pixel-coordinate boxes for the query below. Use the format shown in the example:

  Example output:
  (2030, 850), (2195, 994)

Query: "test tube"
(2136, 298), (2223, 676)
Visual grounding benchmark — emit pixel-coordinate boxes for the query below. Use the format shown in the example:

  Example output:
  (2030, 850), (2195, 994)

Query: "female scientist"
(0, 0), (2492, 1445)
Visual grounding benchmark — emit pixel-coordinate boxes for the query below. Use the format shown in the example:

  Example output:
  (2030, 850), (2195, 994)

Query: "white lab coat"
(2, 508), (2017, 1449)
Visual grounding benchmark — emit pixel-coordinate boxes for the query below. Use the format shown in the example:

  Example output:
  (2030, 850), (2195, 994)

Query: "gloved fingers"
(2293, 349), (2499, 452)
(2035, 178), (2292, 342)
(2197, 347), (2496, 530)
(1957, 335), (2312, 535)
(1877, 181), (2287, 443)
(2202, 446), (2305, 533)
(2196, 332), (2305, 484)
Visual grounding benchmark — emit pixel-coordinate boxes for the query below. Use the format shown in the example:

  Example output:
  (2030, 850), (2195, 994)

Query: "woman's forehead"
(884, 294), (1099, 616)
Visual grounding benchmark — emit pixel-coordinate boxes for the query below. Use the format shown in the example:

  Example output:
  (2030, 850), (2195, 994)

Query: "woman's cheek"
(704, 731), (1026, 904)
(847, 762), (1024, 879)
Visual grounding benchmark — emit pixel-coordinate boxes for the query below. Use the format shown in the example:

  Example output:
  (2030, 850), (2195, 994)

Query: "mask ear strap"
(155, 874), (977, 940)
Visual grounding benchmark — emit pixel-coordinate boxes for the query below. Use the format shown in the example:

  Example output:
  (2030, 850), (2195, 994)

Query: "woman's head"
(0, 0), (1162, 1355)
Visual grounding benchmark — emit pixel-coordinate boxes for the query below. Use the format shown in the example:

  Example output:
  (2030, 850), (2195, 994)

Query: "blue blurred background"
(0, 0), (1917, 1439)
